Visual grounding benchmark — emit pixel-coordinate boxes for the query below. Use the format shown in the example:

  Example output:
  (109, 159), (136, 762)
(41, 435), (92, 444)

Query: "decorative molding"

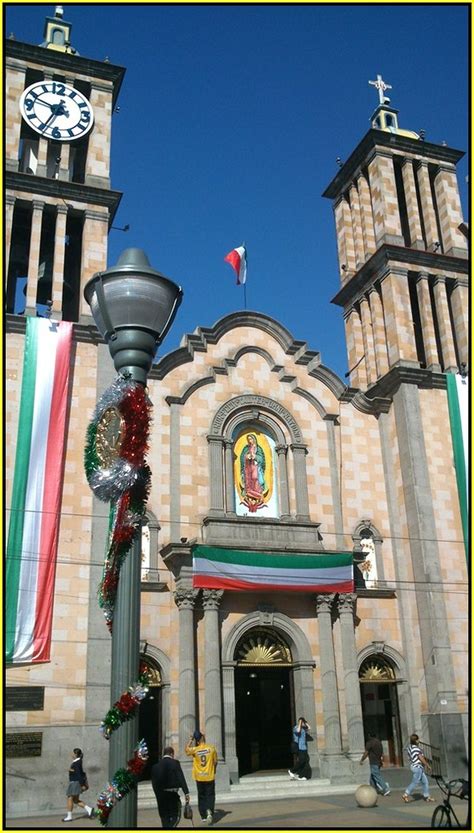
(210, 394), (304, 442)
(173, 588), (199, 610)
(6, 171), (122, 224)
(366, 365), (448, 398)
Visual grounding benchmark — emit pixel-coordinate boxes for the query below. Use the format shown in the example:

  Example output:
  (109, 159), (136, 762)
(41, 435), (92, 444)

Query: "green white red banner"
(192, 545), (354, 592)
(446, 373), (468, 559)
(6, 318), (73, 664)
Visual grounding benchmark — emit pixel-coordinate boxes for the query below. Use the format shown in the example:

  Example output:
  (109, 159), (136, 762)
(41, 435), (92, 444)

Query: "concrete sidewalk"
(5, 786), (470, 830)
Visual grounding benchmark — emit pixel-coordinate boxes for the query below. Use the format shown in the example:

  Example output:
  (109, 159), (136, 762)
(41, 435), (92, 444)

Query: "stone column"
(51, 204), (68, 318)
(25, 200), (45, 314)
(291, 443), (310, 520)
(416, 273), (441, 370)
(222, 662), (239, 780)
(432, 277), (458, 372)
(316, 595), (342, 753)
(433, 165), (468, 258)
(336, 594), (365, 756)
(401, 159), (424, 248)
(359, 295), (377, 386)
(275, 444), (290, 518)
(367, 153), (403, 246)
(368, 286), (389, 378)
(344, 306), (367, 389)
(35, 137), (49, 178)
(416, 162), (439, 250)
(449, 280), (468, 367)
(334, 196), (356, 280)
(79, 209), (109, 320)
(202, 589), (224, 751)
(357, 172), (376, 260)
(5, 195), (15, 283)
(224, 439), (235, 513)
(174, 588), (199, 752)
(57, 142), (71, 182)
(349, 183), (365, 268)
(379, 268), (418, 368)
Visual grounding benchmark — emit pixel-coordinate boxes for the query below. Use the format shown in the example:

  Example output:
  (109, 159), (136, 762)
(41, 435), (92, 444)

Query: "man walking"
(360, 733), (391, 796)
(185, 730), (218, 824)
(151, 747), (190, 828)
(288, 717), (311, 781)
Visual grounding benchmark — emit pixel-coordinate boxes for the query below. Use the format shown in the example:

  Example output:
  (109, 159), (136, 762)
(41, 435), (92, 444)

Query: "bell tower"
(5, 5), (125, 322)
(323, 74), (468, 390)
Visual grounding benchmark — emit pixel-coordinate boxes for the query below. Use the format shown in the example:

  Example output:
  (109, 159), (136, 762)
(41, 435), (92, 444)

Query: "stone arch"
(221, 609), (319, 780)
(142, 509), (161, 582)
(208, 395), (310, 519)
(140, 641), (172, 751)
(357, 643), (409, 765)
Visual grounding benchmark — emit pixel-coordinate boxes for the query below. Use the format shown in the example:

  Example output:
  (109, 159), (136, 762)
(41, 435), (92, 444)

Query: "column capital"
(315, 594), (336, 615)
(336, 593), (357, 615)
(275, 443), (288, 456)
(56, 204), (68, 216)
(32, 199), (46, 212)
(207, 433), (225, 445)
(433, 275), (447, 287)
(6, 194), (17, 206)
(290, 442), (308, 454)
(416, 271), (430, 283)
(202, 589), (224, 610)
(174, 588), (199, 610)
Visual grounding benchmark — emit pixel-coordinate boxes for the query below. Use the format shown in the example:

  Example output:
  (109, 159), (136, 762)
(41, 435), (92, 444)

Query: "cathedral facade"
(5, 12), (468, 818)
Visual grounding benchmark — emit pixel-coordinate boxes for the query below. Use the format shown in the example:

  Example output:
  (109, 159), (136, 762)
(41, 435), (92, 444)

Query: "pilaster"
(334, 196), (356, 280)
(79, 209), (109, 319)
(290, 443), (310, 520)
(367, 152), (403, 245)
(349, 182), (365, 267)
(415, 273), (441, 370)
(401, 158), (424, 248)
(85, 81), (113, 188)
(316, 595), (342, 753)
(224, 439), (235, 513)
(207, 435), (225, 515)
(432, 277), (458, 372)
(368, 286), (389, 378)
(344, 306), (367, 389)
(357, 172), (376, 260)
(5, 195), (16, 279)
(433, 165), (468, 258)
(449, 281), (468, 367)
(416, 162), (439, 249)
(25, 200), (45, 314)
(359, 295), (377, 385)
(51, 204), (68, 318)
(379, 268), (418, 367)
(275, 444), (290, 518)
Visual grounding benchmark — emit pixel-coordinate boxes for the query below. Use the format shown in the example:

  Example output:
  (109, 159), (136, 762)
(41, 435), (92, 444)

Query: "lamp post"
(84, 248), (182, 828)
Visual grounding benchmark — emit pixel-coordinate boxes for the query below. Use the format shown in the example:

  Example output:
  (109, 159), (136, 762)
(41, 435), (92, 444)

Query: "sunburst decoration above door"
(236, 629), (292, 665)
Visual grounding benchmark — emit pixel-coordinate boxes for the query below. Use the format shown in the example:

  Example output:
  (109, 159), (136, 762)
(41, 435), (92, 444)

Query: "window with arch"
(233, 426), (279, 518)
(353, 523), (380, 589)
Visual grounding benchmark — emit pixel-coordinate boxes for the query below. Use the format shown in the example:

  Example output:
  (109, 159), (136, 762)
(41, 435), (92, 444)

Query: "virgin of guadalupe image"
(239, 433), (269, 512)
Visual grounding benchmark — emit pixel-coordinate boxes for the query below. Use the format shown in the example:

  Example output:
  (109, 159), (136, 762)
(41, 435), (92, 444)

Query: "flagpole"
(242, 240), (247, 310)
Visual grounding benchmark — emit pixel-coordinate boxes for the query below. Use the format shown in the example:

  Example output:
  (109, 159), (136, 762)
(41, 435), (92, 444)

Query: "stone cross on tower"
(369, 73), (392, 104)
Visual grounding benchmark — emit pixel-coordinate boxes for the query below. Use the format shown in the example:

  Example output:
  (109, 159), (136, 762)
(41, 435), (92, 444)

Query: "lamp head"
(84, 248), (183, 384)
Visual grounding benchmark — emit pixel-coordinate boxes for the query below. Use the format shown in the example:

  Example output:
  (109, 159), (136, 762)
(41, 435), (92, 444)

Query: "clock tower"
(5, 5), (125, 322)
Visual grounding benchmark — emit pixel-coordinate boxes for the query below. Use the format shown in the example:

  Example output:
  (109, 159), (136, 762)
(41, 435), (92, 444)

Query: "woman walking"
(402, 734), (435, 803)
(63, 748), (94, 821)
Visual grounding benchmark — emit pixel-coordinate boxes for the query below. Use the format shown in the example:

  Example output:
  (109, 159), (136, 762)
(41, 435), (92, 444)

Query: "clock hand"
(40, 100), (69, 134)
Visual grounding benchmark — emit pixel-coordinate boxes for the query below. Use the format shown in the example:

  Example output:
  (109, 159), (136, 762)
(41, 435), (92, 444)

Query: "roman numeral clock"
(19, 80), (94, 141)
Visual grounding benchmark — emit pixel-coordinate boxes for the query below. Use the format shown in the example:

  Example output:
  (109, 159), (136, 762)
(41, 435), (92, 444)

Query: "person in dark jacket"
(151, 747), (190, 828)
(63, 748), (94, 822)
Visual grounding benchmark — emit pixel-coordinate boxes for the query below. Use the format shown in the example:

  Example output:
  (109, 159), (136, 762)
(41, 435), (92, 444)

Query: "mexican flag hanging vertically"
(6, 318), (73, 664)
(446, 373), (469, 559)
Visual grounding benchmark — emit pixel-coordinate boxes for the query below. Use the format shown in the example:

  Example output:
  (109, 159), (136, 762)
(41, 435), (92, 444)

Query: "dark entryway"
(138, 685), (162, 780)
(235, 665), (293, 775)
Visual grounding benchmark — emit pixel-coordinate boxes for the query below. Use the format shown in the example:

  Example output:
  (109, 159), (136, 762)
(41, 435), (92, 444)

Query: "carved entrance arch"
(222, 610), (319, 780)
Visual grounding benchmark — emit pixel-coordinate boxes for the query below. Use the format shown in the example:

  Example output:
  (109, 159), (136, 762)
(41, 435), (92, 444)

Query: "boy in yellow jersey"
(185, 730), (218, 823)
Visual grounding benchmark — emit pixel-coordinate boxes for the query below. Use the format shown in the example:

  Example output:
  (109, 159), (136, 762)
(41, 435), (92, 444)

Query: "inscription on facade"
(6, 686), (45, 711)
(6, 732), (43, 758)
(212, 395), (303, 441)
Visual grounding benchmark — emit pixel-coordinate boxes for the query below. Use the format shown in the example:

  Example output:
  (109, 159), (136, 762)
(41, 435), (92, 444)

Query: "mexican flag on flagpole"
(6, 318), (73, 664)
(192, 545), (354, 592)
(446, 373), (469, 559)
(224, 245), (247, 285)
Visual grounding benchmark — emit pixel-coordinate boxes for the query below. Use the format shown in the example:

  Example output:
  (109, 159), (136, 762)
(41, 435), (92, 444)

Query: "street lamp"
(84, 248), (182, 827)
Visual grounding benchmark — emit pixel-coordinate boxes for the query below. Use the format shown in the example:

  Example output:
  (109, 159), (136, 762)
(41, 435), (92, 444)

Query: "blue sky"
(6, 3), (469, 379)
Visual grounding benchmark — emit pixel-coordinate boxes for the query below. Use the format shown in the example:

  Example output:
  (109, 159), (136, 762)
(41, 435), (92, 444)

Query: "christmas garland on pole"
(84, 374), (153, 824)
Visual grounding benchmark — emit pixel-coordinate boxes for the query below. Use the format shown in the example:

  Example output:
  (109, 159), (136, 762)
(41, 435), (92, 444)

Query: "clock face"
(19, 80), (94, 141)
